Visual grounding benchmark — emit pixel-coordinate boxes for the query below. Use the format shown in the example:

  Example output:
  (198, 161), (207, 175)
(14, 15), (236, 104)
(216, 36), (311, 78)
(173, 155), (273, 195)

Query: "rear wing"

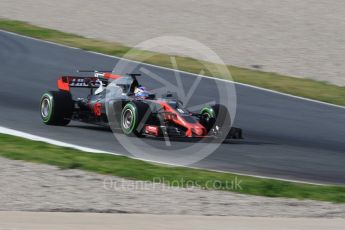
(57, 76), (98, 91)
(57, 72), (122, 92)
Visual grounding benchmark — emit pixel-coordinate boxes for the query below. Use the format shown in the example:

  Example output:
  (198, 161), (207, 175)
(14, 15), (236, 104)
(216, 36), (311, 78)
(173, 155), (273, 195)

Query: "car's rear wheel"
(200, 104), (231, 137)
(40, 91), (73, 126)
(121, 101), (150, 137)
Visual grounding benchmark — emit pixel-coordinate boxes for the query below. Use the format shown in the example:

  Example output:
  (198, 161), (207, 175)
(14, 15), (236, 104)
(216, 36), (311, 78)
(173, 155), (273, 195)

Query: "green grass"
(1, 133), (344, 203)
(0, 19), (344, 106)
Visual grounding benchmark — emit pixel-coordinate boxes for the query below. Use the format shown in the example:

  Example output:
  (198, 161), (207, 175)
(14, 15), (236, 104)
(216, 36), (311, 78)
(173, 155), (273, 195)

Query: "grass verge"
(0, 133), (344, 203)
(0, 19), (344, 106)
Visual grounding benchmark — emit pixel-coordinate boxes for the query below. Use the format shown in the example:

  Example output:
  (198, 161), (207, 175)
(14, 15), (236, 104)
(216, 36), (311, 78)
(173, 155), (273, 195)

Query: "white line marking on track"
(0, 126), (117, 155)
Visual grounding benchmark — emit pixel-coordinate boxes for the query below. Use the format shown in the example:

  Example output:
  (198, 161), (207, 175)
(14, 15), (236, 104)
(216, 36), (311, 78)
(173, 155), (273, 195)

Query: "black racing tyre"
(121, 101), (150, 137)
(40, 91), (73, 126)
(200, 104), (231, 136)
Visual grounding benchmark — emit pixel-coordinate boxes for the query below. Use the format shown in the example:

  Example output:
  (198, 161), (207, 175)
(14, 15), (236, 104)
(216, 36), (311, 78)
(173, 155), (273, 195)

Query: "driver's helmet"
(134, 86), (149, 98)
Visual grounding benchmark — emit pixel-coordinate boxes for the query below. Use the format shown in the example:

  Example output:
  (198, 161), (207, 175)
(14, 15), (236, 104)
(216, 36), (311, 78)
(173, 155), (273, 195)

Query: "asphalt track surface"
(0, 31), (344, 184)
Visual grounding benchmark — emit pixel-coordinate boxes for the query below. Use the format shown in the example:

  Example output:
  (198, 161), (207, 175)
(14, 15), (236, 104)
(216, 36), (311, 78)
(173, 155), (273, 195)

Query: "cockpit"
(113, 76), (139, 95)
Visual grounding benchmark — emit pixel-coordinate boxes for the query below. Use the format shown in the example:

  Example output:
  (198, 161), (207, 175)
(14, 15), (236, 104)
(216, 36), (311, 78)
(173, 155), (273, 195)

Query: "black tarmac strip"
(0, 31), (344, 184)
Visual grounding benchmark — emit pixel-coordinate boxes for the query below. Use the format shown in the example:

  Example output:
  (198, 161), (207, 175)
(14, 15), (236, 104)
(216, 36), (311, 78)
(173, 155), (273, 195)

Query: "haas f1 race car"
(40, 71), (242, 139)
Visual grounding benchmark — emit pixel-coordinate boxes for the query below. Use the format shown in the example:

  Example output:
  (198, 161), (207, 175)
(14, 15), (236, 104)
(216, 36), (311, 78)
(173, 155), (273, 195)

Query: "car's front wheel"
(121, 101), (150, 137)
(200, 104), (231, 137)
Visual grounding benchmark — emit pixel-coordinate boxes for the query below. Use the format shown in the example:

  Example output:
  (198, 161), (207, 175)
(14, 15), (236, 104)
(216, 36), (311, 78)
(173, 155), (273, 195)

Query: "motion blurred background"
(1, 0), (344, 85)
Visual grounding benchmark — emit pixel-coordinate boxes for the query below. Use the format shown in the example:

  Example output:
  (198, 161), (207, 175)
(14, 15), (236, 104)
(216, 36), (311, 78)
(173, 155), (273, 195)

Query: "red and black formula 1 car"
(40, 71), (242, 139)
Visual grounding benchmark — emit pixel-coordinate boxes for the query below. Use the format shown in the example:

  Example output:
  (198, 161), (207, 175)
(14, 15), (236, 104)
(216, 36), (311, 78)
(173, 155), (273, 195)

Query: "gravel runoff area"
(0, 157), (344, 217)
(1, 0), (344, 86)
